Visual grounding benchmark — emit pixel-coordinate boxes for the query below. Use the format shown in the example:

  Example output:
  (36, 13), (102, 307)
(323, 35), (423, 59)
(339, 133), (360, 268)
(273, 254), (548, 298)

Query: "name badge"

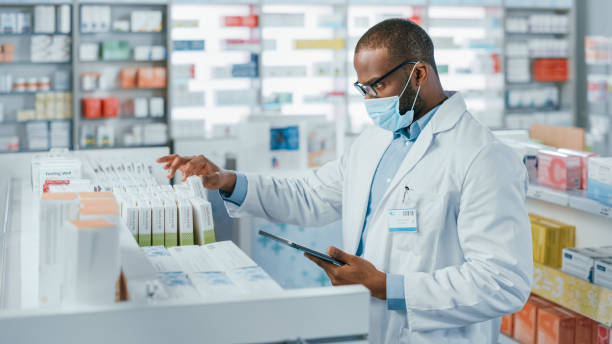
(388, 208), (417, 232)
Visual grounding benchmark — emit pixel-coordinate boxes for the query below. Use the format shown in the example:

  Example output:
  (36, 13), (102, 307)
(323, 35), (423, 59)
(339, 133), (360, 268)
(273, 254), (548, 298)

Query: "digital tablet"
(258, 230), (346, 266)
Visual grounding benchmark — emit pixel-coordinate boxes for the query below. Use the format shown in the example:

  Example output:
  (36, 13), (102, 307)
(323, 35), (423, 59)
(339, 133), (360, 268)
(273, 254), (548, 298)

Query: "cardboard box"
(514, 295), (554, 344)
(82, 98), (102, 119)
(537, 306), (576, 344)
(531, 217), (574, 268)
(78, 192), (114, 199)
(38, 192), (79, 307)
(537, 150), (581, 190)
(587, 158), (612, 207)
(150, 198), (164, 246)
(562, 247), (612, 282)
(190, 198), (215, 245)
(79, 198), (118, 211)
(63, 219), (120, 305)
(78, 206), (119, 225)
(501, 313), (514, 337)
(120, 68), (137, 89)
(162, 198), (178, 247)
(574, 315), (594, 344)
(177, 198), (194, 246)
(594, 259), (612, 289)
(102, 97), (119, 118)
(137, 199), (152, 246)
(557, 148), (598, 190)
(596, 323), (610, 344)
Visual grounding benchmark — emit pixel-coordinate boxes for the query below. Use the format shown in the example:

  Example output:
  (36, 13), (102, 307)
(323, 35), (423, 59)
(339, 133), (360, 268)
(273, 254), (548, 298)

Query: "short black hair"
(355, 18), (437, 75)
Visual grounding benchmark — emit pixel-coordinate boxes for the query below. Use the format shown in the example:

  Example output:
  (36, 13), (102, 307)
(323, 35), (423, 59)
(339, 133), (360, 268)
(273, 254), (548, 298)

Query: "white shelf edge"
(527, 184), (612, 219)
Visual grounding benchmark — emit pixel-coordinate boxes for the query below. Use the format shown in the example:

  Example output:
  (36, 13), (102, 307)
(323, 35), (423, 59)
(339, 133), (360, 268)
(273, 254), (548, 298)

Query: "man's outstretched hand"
(156, 154), (237, 193)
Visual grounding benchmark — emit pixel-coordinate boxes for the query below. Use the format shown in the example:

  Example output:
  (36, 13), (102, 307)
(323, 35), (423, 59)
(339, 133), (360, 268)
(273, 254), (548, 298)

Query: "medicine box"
(63, 219), (120, 306)
(587, 158), (612, 207)
(536, 306), (575, 344)
(561, 247), (612, 282)
(557, 149), (598, 190)
(537, 150), (581, 190)
(501, 314), (514, 337)
(593, 259), (612, 289)
(38, 192), (79, 307)
(514, 295), (554, 344)
(141, 246), (181, 272)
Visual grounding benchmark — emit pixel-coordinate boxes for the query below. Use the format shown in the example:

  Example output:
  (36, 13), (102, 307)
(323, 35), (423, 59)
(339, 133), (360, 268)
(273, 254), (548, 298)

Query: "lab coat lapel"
(347, 129), (393, 255)
(377, 124), (434, 210)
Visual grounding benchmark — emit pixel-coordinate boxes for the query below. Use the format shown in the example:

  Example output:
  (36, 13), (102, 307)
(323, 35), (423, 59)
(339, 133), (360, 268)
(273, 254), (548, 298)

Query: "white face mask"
(364, 62), (421, 132)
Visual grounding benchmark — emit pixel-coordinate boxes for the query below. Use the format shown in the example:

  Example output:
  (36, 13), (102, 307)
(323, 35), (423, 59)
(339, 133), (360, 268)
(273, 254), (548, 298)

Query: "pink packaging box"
(537, 150), (581, 190)
(557, 148), (599, 190)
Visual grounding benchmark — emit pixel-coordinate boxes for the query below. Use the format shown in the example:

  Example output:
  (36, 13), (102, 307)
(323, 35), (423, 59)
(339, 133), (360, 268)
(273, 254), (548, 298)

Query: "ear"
(414, 63), (428, 87)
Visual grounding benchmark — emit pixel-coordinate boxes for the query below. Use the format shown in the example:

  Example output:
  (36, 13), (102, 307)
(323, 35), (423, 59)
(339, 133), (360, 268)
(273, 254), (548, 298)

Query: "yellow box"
(295, 38), (345, 50)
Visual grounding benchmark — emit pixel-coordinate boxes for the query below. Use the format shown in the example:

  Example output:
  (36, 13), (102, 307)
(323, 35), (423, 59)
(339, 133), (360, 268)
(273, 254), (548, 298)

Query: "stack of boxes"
(17, 92), (72, 121)
(529, 213), (575, 268)
(120, 67), (167, 89)
(502, 294), (608, 344)
(39, 191), (121, 307)
(505, 140), (610, 207)
(31, 35), (71, 62)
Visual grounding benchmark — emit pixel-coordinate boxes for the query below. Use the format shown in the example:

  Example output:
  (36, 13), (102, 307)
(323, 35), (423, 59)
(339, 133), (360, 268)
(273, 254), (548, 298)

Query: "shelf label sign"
(532, 263), (612, 326)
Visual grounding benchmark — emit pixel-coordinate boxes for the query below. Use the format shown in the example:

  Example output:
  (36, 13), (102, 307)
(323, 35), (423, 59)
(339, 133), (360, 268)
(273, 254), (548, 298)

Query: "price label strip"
(532, 262), (612, 326)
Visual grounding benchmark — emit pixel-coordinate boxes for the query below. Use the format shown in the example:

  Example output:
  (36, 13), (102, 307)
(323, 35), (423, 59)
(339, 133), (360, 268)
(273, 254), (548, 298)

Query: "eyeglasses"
(353, 60), (419, 98)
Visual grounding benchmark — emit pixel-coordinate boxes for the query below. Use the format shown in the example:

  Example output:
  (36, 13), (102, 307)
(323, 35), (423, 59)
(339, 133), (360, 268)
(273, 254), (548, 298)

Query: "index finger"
(156, 155), (175, 163)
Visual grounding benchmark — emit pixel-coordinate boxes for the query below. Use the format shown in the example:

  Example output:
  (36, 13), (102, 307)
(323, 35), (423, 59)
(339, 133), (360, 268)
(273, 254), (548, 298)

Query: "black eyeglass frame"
(353, 60), (419, 98)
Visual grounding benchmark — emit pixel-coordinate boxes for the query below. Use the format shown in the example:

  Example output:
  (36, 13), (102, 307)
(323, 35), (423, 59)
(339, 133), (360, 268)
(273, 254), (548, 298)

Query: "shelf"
(505, 31), (569, 35)
(1, 119), (71, 124)
(79, 143), (169, 150)
(0, 32), (71, 36)
(81, 116), (166, 121)
(527, 184), (612, 219)
(0, 61), (71, 65)
(532, 262), (612, 327)
(498, 334), (520, 344)
(0, 91), (66, 95)
(81, 87), (166, 92)
(80, 31), (166, 36)
(79, 59), (167, 63)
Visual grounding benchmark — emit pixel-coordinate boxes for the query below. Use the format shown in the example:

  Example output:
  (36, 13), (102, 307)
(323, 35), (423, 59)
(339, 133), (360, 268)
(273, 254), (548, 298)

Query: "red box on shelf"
(533, 58), (569, 82)
(102, 98), (119, 118)
(501, 314), (514, 337)
(597, 324), (610, 344)
(82, 98), (102, 119)
(120, 68), (137, 89)
(224, 14), (258, 28)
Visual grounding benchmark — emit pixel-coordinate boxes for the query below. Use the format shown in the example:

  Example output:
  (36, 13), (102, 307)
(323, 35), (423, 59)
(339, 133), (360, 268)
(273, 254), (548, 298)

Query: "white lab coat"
(225, 92), (533, 343)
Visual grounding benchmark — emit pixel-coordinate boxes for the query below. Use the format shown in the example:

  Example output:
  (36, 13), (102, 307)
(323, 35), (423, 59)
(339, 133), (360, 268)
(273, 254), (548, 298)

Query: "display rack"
(502, 0), (575, 130)
(0, 0), (171, 153)
(0, 176), (370, 344)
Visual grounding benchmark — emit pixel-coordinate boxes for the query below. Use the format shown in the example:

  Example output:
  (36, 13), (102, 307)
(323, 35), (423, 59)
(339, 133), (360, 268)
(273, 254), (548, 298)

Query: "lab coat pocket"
(390, 190), (445, 254)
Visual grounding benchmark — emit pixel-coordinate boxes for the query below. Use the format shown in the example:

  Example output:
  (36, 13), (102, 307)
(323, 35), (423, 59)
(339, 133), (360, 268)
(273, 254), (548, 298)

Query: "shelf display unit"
(0, 1), (73, 152)
(0, 0), (170, 153)
(502, 0), (575, 130)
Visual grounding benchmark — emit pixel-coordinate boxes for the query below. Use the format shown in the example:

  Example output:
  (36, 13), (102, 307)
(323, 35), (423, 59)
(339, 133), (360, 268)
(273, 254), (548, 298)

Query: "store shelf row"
(526, 184), (612, 219)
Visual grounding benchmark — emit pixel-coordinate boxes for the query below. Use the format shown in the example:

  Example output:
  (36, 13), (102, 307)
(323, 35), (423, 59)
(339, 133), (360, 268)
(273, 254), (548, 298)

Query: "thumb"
(328, 246), (353, 264)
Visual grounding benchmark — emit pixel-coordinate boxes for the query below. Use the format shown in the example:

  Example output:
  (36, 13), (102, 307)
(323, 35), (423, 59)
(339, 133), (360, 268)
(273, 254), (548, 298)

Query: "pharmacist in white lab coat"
(158, 18), (533, 343)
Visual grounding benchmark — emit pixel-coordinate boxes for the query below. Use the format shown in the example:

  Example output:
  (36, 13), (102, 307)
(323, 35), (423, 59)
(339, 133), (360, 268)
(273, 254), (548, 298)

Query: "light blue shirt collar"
(394, 104), (441, 141)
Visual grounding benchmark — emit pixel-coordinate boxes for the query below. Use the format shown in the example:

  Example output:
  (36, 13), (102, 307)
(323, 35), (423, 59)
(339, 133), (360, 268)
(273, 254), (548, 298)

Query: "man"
(158, 19), (532, 343)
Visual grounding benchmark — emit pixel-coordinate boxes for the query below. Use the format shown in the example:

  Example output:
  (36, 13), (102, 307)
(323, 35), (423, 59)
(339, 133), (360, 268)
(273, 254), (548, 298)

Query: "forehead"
(353, 47), (398, 84)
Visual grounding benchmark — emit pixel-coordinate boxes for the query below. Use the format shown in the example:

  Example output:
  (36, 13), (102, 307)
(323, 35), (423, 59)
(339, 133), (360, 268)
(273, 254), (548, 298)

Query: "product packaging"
(537, 306), (576, 344)
(190, 198), (215, 245)
(177, 198), (194, 246)
(561, 247), (612, 282)
(63, 219), (120, 305)
(137, 197), (152, 246)
(587, 158), (612, 207)
(537, 150), (581, 190)
(38, 192), (79, 307)
(557, 149), (599, 190)
(514, 295), (554, 344)
(150, 198), (164, 246)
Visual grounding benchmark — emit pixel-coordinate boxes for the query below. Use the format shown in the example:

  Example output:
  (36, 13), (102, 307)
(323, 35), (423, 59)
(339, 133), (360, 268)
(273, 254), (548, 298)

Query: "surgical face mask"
(364, 62), (421, 132)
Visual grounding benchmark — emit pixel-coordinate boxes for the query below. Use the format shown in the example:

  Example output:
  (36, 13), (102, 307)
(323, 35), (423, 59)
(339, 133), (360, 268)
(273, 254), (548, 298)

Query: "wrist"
(219, 171), (237, 194)
(369, 271), (387, 300)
